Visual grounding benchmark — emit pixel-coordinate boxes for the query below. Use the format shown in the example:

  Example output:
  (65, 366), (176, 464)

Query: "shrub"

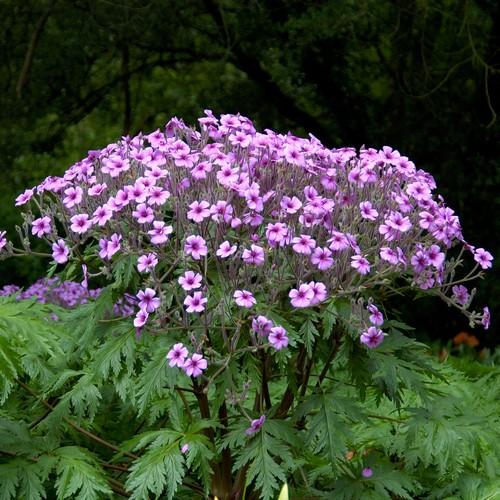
(0, 112), (495, 499)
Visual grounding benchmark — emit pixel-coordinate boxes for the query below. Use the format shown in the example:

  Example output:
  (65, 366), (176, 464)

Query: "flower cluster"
(1, 111), (493, 377)
(167, 343), (207, 378)
(0, 278), (135, 317)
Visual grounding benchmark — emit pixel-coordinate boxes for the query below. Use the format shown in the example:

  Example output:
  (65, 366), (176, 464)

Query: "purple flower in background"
(187, 200), (211, 223)
(167, 343), (189, 368)
(183, 353), (207, 377)
(360, 327), (385, 348)
(359, 201), (378, 221)
(15, 189), (34, 206)
(242, 244), (265, 265)
(308, 281), (328, 305)
(70, 214), (92, 234)
(362, 467), (373, 478)
(292, 234), (316, 255)
(180, 443), (189, 454)
(245, 415), (266, 435)
(269, 326), (289, 350)
(351, 254), (371, 275)
(148, 221), (173, 245)
(216, 240), (237, 258)
(133, 309), (149, 328)
(0, 231), (8, 250)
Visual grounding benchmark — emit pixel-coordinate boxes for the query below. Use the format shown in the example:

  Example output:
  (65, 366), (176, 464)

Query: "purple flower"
(0, 231), (7, 251)
(63, 186), (83, 208)
(167, 343), (189, 368)
(452, 285), (469, 306)
(70, 214), (93, 234)
(360, 327), (385, 348)
(289, 284), (314, 308)
(92, 205), (113, 226)
(292, 234), (316, 255)
(184, 291), (207, 313)
(269, 326), (289, 350)
(137, 288), (161, 313)
(15, 189), (34, 206)
(362, 467), (373, 478)
(308, 281), (328, 305)
(216, 240), (237, 258)
(234, 290), (256, 308)
(359, 201), (378, 221)
(180, 443), (189, 454)
(252, 315), (273, 337)
(137, 253), (158, 273)
(187, 200), (211, 223)
(367, 304), (384, 326)
(133, 309), (149, 328)
(31, 216), (51, 237)
(280, 196), (302, 214)
(482, 306), (491, 330)
(184, 235), (208, 260)
(351, 254), (371, 275)
(183, 353), (207, 377)
(426, 244), (445, 269)
(132, 203), (154, 224)
(379, 247), (399, 265)
(311, 247), (334, 270)
(474, 248), (493, 269)
(245, 415), (266, 435)
(242, 244), (265, 265)
(178, 271), (202, 291)
(148, 221), (173, 245)
(52, 239), (70, 264)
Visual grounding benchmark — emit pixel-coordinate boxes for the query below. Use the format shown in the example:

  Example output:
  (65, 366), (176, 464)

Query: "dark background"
(0, 0), (498, 342)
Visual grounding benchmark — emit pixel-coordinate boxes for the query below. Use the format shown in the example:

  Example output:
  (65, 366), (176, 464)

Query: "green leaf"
(54, 446), (112, 500)
(300, 319), (319, 357)
(125, 431), (185, 500)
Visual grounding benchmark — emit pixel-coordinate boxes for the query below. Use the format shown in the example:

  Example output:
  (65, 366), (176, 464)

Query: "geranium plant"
(0, 112), (496, 499)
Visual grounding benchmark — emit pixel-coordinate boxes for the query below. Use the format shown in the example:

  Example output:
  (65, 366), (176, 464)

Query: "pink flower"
(289, 284), (314, 308)
(99, 234), (122, 260)
(148, 221), (173, 245)
(328, 231), (349, 252)
(452, 285), (469, 306)
(132, 203), (154, 224)
(0, 231), (7, 250)
(184, 235), (208, 260)
(351, 254), (371, 275)
(266, 222), (288, 245)
(245, 415), (266, 435)
(367, 304), (384, 325)
(280, 196), (302, 214)
(31, 216), (51, 237)
(362, 467), (373, 478)
(70, 214), (93, 234)
(311, 247), (334, 270)
(482, 306), (490, 330)
(134, 309), (149, 328)
(187, 200), (211, 223)
(191, 161), (212, 180)
(474, 248), (493, 269)
(180, 443), (190, 454)
(229, 131), (252, 148)
(308, 281), (327, 305)
(210, 201), (233, 223)
(426, 244), (445, 269)
(92, 205), (113, 226)
(360, 327), (384, 348)
(15, 189), (34, 206)
(178, 271), (202, 291)
(137, 288), (161, 313)
(252, 315), (273, 337)
(242, 244), (265, 265)
(269, 326), (289, 350)
(167, 343), (189, 368)
(216, 240), (237, 258)
(148, 187), (170, 206)
(52, 239), (69, 264)
(88, 183), (107, 197)
(359, 201), (378, 221)
(63, 186), (83, 208)
(184, 291), (207, 313)
(380, 247), (399, 265)
(292, 234), (316, 255)
(183, 353), (207, 377)
(234, 290), (256, 308)
(137, 253), (158, 273)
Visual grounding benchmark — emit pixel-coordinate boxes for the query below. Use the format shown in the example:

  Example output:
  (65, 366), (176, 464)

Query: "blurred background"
(0, 0), (498, 344)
